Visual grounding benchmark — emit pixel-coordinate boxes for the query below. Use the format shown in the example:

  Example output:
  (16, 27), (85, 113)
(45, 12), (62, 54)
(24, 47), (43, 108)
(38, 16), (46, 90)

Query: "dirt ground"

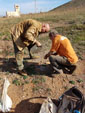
(0, 40), (85, 113)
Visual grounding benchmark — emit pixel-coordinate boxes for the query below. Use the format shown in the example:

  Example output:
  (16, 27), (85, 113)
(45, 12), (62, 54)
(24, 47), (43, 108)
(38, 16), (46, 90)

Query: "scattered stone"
(45, 61), (50, 64)
(77, 79), (83, 83)
(82, 84), (85, 89)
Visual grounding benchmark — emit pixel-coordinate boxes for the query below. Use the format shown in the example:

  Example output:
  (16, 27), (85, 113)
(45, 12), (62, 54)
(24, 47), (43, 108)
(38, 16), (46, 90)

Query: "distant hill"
(50, 0), (85, 12)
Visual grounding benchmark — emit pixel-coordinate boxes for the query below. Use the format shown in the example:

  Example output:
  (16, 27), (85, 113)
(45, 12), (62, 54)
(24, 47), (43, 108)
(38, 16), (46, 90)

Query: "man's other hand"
(44, 54), (48, 59)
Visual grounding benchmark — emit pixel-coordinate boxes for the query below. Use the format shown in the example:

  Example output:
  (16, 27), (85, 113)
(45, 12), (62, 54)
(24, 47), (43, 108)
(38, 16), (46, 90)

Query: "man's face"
(41, 24), (50, 33)
(42, 26), (46, 32)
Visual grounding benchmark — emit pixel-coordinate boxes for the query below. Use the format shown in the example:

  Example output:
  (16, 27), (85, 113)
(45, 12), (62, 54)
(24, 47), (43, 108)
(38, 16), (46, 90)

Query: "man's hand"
(44, 52), (51, 59)
(44, 51), (55, 59)
(35, 40), (42, 47)
(44, 54), (48, 59)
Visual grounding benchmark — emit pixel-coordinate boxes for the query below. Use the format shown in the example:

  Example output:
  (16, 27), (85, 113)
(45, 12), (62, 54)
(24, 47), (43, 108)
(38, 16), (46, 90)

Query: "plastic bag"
(39, 97), (57, 113)
(0, 78), (12, 112)
(57, 87), (85, 113)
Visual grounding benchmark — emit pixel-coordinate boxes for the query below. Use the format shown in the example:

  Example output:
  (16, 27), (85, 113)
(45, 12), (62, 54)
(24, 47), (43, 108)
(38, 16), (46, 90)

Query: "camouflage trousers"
(49, 55), (76, 73)
(13, 41), (25, 71)
(12, 37), (36, 71)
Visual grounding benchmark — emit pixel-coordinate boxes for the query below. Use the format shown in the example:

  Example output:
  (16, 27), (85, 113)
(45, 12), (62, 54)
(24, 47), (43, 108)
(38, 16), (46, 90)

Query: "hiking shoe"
(51, 69), (63, 77)
(18, 69), (28, 76)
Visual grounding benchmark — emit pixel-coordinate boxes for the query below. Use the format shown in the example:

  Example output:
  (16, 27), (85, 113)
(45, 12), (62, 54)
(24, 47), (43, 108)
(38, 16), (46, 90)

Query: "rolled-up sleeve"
(25, 32), (35, 42)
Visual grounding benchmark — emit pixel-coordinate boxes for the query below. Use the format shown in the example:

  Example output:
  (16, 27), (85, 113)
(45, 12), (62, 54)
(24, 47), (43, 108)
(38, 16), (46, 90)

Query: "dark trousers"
(49, 55), (76, 74)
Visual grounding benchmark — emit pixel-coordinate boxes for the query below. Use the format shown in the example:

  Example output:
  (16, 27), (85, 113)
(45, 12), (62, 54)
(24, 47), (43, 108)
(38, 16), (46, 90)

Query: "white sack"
(0, 78), (12, 112)
(39, 97), (57, 113)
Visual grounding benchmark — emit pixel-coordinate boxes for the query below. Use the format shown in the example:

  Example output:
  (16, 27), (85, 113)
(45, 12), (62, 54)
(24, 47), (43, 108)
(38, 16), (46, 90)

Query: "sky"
(0, 0), (71, 16)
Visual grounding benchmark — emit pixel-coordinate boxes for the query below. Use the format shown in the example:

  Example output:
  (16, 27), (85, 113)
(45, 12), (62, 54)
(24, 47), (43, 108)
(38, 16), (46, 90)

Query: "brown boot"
(69, 65), (77, 74)
(18, 69), (28, 76)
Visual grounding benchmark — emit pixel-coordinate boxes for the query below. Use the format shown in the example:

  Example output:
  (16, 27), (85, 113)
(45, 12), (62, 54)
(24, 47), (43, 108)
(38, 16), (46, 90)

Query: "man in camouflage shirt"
(11, 19), (50, 75)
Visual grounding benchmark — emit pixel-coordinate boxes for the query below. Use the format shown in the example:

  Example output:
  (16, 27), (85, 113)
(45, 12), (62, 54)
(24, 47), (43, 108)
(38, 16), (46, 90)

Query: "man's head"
(41, 24), (50, 33)
(49, 30), (58, 40)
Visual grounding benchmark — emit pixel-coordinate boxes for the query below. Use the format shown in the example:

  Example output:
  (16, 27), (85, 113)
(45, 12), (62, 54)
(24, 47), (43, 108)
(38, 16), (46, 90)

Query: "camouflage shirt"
(11, 19), (42, 51)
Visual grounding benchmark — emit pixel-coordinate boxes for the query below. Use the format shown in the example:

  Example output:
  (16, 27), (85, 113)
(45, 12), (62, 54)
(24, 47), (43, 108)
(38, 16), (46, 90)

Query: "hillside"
(51, 0), (85, 11)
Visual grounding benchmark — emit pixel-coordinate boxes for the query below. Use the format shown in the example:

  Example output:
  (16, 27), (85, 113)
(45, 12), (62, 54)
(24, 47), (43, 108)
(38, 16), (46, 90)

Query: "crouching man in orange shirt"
(44, 30), (78, 74)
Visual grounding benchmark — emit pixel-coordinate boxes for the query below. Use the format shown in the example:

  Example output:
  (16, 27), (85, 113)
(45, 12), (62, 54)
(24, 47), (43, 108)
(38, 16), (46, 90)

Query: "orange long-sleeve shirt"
(50, 35), (78, 64)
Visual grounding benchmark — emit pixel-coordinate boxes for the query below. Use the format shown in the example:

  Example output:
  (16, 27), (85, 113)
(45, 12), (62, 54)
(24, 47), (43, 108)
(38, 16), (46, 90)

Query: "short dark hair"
(49, 29), (58, 37)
